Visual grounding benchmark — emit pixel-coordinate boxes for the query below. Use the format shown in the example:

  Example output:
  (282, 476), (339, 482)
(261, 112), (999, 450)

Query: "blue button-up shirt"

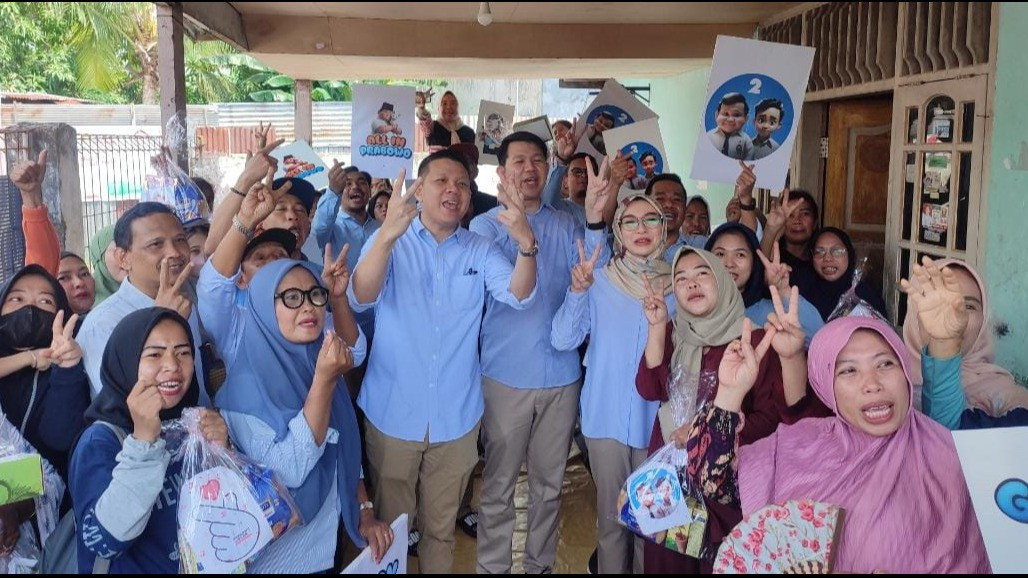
(312, 191), (381, 266)
(77, 278), (211, 407)
(349, 217), (536, 443)
(551, 269), (676, 449)
(470, 203), (582, 390)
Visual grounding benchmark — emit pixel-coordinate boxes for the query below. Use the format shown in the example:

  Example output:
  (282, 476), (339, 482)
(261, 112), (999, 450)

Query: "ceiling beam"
(178, 2), (249, 50)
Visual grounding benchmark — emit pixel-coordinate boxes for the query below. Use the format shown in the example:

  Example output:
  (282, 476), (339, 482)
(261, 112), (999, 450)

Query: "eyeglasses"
(619, 215), (665, 231)
(275, 287), (329, 309)
(812, 247), (848, 259)
(569, 168), (588, 178)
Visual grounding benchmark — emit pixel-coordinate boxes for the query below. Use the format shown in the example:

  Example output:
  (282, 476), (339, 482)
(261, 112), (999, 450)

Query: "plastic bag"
(0, 414), (64, 574)
(144, 116), (210, 227)
(827, 257), (890, 324)
(173, 408), (302, 574)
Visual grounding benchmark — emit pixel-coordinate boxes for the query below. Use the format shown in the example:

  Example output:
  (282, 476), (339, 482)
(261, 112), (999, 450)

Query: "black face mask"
(0, 306), (56, 353)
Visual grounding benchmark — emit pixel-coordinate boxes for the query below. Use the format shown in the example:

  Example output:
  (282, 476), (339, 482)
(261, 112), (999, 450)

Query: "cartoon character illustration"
(371, 102), (403, 136)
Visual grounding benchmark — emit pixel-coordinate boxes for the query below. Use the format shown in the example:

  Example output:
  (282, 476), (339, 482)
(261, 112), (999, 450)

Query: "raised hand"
(610, 150), (633, 185)
(327, 158), (348, 195)
(555, 122), (580, 161)
(900, 256), (968, 343)
(253, 122), (272, 150)
(497, 167), (536, 249)
(237, 137), (285, 192)
(10, 149), (47, 202)
(321, 243), (351, 300)
(315, 330), (354, 382)
(583, 155), (612, 223)
(198, 408), (229, 448)
(380, 169), (420, 242)
(239, 168), (293, 229)
(642, 274), (669, 325)
(758, 244), (792, 295)
(155, 257), (193, 319)
(127, 377), (163, 443)
(735, 160), (756, 200)
(765, 285), (805, 360)
(47, 310), (82, 369)
(570, 239), (602, 294)
(766, 188), (804, 233)
(716, 319), (775, 412)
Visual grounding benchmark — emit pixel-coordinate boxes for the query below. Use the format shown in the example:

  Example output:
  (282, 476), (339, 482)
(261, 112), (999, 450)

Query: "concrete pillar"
(157, 2), (189, 174)
(295, 79), (314, 145)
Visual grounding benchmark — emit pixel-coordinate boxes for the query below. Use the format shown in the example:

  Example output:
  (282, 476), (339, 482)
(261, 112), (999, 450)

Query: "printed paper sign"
(343, 514), (409, 574)
(626, 463), (692, 536)
(952, 427), (1028, 574)
(269, 141), (329, 190)
(512, 115), (554, 144)
(603, 118), (669, 200)
(476, 100), (516, 165)
(691, 36), (815, 190)
(575, 79), (657, 160)
(178, 466), (273, 574)
(352, 84), (416, 179)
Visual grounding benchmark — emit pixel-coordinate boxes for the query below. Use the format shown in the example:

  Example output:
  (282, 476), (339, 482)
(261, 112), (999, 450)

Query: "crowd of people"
(1, 90), (1022, 574)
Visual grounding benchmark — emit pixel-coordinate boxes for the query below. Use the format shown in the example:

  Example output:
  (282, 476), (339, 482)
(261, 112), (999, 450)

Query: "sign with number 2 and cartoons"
(690, 36), (815, 191)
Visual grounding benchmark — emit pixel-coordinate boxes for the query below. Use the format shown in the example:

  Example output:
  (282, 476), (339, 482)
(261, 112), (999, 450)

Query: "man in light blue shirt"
(469, 133), (583, 574)
(77, 202), (211, 406)
(349, 148), (538, 574)
(646, 174), (693, 262)
(542, 153), (590, 229)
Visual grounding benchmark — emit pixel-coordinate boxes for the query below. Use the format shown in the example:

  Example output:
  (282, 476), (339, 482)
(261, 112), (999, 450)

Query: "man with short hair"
(350, 149), (537, 574)
(645, 174), (690, 261)
(77, 202), (210, 405)
(470, 132), (583, 574)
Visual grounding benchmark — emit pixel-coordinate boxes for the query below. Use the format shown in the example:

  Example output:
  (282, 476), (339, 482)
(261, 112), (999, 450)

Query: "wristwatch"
(738, 199), (757, 211)
(518, 241), (540, 257)
(586, 221), (606, 230)
(359, 500), (374, 512)
(232, 215), (256, 241)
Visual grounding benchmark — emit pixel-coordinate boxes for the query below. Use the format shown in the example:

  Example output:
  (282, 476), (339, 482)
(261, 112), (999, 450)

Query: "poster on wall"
(476, 100), (516, 165)
(574, 79), (657, 160)
(602, 118), (669, 200)
(342, 514), (409, 574)
(352, 84), (416, 179)
(690, 35), (816, 190)
(952, 427), (1028, 574)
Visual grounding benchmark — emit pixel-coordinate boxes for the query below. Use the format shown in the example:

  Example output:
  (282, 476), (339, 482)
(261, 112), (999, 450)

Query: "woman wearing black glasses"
(215, 260), (394, 572)
(804, 227), (887, 321)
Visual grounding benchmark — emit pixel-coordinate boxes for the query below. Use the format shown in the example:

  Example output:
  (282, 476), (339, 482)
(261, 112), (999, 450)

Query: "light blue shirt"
(542, 164), (588, 229)
(312, 191), (381, 266)
(745, 296), (824, 349)
(222, 410), (339, 573)
(551, 269), (676, 449)
(470, 203), (583, 389)
(195, 260), (367, 368)
(349, 217), (536, 443)
(77, 279), (211, 407)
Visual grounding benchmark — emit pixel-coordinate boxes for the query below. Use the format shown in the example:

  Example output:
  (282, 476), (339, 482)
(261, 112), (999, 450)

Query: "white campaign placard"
(269, 140), (329, 190)
(952, 427), (1028, 574)
(602, 118), (669, 201)
(575, 79), (657, 160)
(512, 115), (554, 144)
(690, 35), (815, 190)
(342, 514), (409, 574)
(476, 100), (516, 165)
(352, 84), (416, 179)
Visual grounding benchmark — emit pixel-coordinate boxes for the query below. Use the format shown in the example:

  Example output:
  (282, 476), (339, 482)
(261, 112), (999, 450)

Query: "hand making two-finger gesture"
(570, 238), (602, 294)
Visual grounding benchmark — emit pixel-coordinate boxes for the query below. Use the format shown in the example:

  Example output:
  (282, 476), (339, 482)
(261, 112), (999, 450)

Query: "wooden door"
(824, 98), (893, 292)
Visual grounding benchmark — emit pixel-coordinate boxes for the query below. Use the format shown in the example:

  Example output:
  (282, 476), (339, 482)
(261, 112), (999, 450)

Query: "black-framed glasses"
(275, 287), (330, 309)
(569, 168), (589, 178)
(619, 215), (665, 231)
(812, 246), (848, 259)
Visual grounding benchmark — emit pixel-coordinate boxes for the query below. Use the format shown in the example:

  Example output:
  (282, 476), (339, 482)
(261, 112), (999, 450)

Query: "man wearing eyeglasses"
(349, 147), (537, 574)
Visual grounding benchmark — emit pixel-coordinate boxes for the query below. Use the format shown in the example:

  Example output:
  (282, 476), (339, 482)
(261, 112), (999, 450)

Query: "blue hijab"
(214, 259), (365, 548)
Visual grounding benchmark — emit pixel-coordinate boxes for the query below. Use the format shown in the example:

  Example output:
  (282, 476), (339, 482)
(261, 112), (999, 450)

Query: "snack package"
(144, 117), (210, 227)
(174, 409), (302, 574)
(827, 258), (890, 324)
(0, 415), (64, 574)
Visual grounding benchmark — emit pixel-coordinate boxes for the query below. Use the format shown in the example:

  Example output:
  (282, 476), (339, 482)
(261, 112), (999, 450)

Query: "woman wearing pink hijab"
(687, 315), (990, 573)
(903, 257), (1028, 417)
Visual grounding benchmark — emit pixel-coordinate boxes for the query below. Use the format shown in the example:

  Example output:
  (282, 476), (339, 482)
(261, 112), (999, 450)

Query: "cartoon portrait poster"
(575, 79), (658, 160)
(352, 84), (415, 179)
(626, 463), (692, 536)
(690, 36), (815, 190)
(476, 100), (516, 165)
(602, 118), (669, 201)
(269, 141), (329, 190)
(952, 427), (1028, 574)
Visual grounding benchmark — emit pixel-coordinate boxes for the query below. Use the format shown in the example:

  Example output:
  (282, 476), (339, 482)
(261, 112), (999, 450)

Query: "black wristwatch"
(738, 199), (756, 211)
(586, 221), (606, 230)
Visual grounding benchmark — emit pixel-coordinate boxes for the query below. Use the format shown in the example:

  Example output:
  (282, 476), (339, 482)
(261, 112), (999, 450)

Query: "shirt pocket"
(447, 274), (483, 313)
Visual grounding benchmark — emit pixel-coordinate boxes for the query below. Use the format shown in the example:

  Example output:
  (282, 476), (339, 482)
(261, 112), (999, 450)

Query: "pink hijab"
(738, 316), (990, 573)
(903, 258), (1028, 416)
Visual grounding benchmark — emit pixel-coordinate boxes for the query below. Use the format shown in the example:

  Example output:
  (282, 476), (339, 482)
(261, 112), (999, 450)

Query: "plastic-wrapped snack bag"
(174, 409), (302, 574)
(0, 415), (64, 574)
(144, 117), (210, 227)
(827, 258), (890, 324)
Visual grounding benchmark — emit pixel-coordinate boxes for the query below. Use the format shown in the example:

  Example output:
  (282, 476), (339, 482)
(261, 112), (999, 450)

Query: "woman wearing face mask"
(216, 260), (391, 573)
(706, 222), (824, 347)
(0, 265), (90, 483)
(635, 246), (809, 573)
(901, 257), (1028, 427)
(68, 307), (228, 573)
(420, 91), (476, 152)
(551, 195), (675, 575)
(689, 316), (990, 573)
(804, 227), (887, 321)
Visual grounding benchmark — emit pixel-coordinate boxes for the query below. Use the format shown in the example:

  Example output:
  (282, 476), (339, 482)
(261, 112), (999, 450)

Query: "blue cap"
(273, 177), (316, 213)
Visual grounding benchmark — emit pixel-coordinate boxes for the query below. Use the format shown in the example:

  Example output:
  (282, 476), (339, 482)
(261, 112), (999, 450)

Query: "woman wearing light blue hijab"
(216, 259), (393, 572)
